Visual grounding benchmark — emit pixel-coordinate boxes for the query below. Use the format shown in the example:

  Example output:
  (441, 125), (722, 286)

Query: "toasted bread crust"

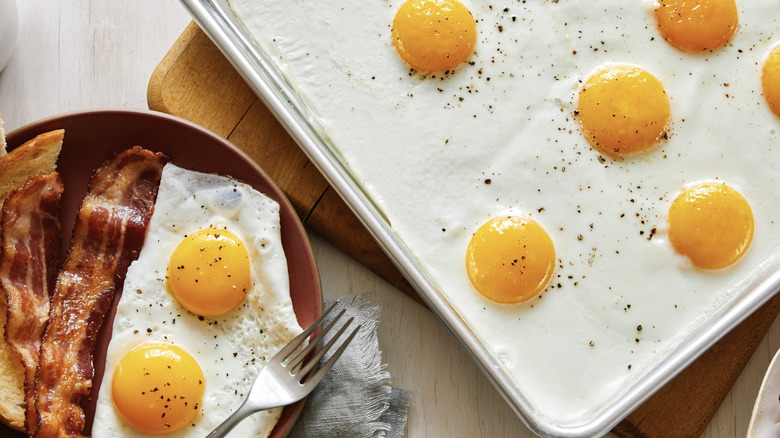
(0, 129), (63, 432)
(0, 130), (64, 209)
(0, 296), (25, 432)
(0, 115), (7, 158)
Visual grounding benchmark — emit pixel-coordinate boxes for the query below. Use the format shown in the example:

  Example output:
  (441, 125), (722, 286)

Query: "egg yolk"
(762, 43), (780, 118)
(655, 0), (738, 52)
(392, 0), (477, 73)
(576, 65), (671, 158)
(167, 228), (250, 317)
(112, 343), (205, 435)
(466, 216), (555, 304)
(668, 182), (753, 269)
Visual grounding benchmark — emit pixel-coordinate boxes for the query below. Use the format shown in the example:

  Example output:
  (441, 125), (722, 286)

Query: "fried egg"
(668, 182), (754, 269)
(229, 0), (780, 426)
(654, 0), (739, 52)
(764, 43), (780, 118)
(391, 0), (477, 73)
(466, 216), (555, 304)
(92, 163), (303, 437)
(576, 64), (671, 157)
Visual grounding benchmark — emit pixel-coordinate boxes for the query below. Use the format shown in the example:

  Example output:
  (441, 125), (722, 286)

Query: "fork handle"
(205, 399), (260, 438)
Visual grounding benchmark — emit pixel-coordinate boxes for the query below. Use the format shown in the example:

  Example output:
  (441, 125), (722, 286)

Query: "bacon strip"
(0, 172), (64, 434)
(34, 147), (167, 437)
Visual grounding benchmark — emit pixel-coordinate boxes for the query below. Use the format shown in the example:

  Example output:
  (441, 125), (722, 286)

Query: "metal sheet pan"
(177, 1), (780, 436)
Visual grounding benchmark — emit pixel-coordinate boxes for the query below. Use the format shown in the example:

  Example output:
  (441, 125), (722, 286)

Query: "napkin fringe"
(339, 294), (393, 429)
(378, 388), (411, 438)
(289, 293), (410, 438)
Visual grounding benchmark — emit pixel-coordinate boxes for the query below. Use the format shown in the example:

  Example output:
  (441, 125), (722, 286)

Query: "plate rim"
(3, 108), (322, 438)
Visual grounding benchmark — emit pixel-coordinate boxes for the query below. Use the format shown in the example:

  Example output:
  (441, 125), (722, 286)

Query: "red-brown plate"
(2, 109), (322, 437)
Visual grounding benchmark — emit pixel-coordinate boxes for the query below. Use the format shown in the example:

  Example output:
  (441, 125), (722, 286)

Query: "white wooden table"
(1, 1), (779, 437)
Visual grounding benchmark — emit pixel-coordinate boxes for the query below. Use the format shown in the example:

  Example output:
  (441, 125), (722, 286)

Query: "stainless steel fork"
(206, 302), (360, 437)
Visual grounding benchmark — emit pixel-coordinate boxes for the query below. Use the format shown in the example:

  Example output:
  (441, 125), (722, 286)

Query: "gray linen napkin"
(288, 294), (410, 438)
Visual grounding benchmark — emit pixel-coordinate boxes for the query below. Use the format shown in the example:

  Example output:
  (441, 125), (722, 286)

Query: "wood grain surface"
(147, 21), (780, 438)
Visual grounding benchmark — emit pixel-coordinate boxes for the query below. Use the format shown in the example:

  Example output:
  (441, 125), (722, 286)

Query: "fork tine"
(274, 301), (338, 364)
(300, 324), (361, 391)
(206, 302), (357, 438)
(288, 309), (347, 370)
(295, 316), (355, 378)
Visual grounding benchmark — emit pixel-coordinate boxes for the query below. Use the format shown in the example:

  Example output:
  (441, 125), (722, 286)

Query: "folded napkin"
(288, 294), (410, 438)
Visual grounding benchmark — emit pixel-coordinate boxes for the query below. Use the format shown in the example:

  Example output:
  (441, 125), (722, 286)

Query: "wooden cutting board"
(148, 22), (780, 438)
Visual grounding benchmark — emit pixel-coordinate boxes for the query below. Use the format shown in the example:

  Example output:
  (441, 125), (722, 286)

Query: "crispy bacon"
(34, 147), (167, 438)
(0, 172), (64, 434)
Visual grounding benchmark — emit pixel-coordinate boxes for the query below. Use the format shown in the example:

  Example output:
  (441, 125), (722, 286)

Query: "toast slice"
(0, 129), (64, 432)
(0, 129), (63, 209)
(0, 115), (7, 158)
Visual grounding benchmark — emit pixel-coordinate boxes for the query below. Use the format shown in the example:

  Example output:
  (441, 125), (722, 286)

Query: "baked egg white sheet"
(228, 0), (780, 426)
